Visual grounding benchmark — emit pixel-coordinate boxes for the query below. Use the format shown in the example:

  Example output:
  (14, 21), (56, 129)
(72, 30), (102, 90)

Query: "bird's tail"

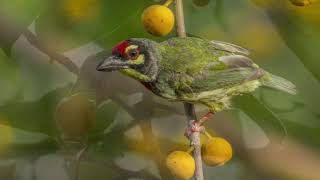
(262, 73), (297, 95)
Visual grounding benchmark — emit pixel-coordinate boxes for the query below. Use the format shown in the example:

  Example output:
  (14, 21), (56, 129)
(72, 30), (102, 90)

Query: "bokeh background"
(0, 0), (320, 179)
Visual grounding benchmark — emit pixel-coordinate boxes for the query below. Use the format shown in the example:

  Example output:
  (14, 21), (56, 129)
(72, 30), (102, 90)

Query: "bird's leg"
(198, 111), (214, 125)
(184, 120), (205, 138)
(184, 112), (214, 138)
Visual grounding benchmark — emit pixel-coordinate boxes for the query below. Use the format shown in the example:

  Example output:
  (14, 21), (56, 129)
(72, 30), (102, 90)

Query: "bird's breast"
(140, 81), (178, 101)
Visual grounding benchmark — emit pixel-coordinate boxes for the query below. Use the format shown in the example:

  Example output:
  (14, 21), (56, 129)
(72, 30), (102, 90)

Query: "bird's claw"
(184, 120), (205, 138)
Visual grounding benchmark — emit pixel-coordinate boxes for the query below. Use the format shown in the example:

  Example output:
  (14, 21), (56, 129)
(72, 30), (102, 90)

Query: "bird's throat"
(120, 69), (152, 82)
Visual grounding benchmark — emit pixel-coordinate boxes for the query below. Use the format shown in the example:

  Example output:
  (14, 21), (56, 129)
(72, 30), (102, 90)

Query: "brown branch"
(184, 103), (204, 180)
(23, 30), (79, 74)
(109, 115), (320, 180)
(175, 0), (187, 38)
(0, 13), (79, 74)
(74, 146), (88, 180)
(175, 0), (204, 179)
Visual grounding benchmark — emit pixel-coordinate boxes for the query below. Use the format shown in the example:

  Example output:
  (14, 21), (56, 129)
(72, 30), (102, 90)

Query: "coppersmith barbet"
(96, 37), (296, 134)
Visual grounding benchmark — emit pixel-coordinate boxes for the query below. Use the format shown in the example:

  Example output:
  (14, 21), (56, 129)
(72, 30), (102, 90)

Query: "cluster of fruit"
(166, 132), (233, 180)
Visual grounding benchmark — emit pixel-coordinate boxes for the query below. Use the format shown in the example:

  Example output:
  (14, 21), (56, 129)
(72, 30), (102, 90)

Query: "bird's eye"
(127, 49), (140, 60)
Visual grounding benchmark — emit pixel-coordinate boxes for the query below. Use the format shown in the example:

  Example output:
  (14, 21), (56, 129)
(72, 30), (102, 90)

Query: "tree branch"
(23, 30), (79, 75)
(0, 14), (79, 75)
(175, 0), (204, 179)
(175, 0), (187, 38)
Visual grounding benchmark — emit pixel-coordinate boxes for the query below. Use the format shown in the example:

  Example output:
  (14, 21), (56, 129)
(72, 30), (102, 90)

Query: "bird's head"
(96, 38), (161, 82)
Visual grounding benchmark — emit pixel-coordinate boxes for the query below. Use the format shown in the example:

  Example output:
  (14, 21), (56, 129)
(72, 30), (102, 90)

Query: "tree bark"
(175, 0), (204, 179)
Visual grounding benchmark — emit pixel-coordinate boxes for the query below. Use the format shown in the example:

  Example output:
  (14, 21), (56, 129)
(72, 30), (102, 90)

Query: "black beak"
(96, 56), (129, 72)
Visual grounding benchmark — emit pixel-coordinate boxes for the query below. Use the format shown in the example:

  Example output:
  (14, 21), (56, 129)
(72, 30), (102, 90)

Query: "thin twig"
(175, 0), (204, 179)
(74, 146), (88, 180)
(23, 30), (79, 74)
(175, 0), (187, 38)
(0, 15), (79, 74)
(184, 103), (204, 180)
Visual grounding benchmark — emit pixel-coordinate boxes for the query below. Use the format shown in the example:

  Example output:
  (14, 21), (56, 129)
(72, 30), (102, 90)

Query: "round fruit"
(192, 0), (210, 7)
(201, 137), (232, 166)
(55, 93), (95, 139)
(166, 151), (195, 180)
(141, 5), (175, 36)
(62, 0), (100, 23)
(289, 0), (316, 6)
(0, 123), (12, 152)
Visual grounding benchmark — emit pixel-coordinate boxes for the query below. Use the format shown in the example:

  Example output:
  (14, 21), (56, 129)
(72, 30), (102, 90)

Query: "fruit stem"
(163, 0), (174, 7)
(203, 130), (213, 139)
(187, 146), (195, 154)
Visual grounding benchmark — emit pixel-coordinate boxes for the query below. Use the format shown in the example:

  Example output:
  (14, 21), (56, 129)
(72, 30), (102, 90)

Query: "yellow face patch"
(125, 45), (145, 65)
(128, 54), (145, 64)
(125, 45), (139, 53)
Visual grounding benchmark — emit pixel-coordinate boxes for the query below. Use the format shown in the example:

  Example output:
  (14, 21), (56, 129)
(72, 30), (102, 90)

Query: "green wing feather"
(156, 37), (295, 107)
(191, 67), (259, 92)
(157, 37), (260, 97)
(160, 37), (225, 76)
(210, 40), (251, 55)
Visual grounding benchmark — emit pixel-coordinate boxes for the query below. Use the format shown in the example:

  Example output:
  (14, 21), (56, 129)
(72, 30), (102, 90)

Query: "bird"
(96, 37), (296, 136)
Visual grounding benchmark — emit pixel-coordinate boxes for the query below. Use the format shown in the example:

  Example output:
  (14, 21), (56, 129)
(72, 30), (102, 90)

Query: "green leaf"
(251, 1), (320, 81)
(0, 16), (23, 57)
(0, 0), (45, 56)
(233, 93), (287, 144)
(0, 86), (71, 136)
(35, 0), (151, 51)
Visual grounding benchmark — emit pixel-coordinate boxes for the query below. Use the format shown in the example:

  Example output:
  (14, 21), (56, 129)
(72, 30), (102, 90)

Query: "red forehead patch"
(112, 40), (130, 56)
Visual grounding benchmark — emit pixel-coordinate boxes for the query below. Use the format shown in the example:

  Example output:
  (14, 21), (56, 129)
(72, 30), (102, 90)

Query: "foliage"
(0, 0), (320, 179)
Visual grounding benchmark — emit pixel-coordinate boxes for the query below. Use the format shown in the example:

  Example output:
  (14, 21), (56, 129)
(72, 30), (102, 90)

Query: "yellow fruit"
(0, 123), (12, 153)
(289, 0), (316, 6)
(201, 137), (233, 166)
(192, 0), (210, 7)
(141, 5), (175, 36)
(166, 151), (195, 180)
(55, 93), (95, 139)
(62, 0), (100, 23)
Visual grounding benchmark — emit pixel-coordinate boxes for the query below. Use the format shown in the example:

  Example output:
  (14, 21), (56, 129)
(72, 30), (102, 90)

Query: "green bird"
(96, 37), (296, 135)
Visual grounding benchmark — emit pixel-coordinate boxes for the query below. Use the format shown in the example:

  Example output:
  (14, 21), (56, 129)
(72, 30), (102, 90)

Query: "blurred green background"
(0, 0), (320, 179)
